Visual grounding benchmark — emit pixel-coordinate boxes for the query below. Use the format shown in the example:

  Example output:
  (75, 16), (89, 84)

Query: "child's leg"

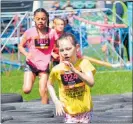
(23, 71), (36, 94)
(38, 72), (49, 104)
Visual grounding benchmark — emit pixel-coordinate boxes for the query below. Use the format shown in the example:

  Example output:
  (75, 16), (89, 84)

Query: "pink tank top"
(24, 27), (58, 71)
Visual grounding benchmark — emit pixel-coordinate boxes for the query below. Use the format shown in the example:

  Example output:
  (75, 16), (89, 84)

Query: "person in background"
(112, 1), (130, 62)
(18, 8), (58, 104)
(47, 33), (96, 123)
(100, 16), (113, 62)
(51, 1), (61, 10)
(51, 17), (65, 66)
(61, 0), (74, 10)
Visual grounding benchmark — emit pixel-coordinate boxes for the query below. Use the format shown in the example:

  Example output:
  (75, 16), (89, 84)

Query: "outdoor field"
(1, 47), (132, 101)
(1, 1), (132, 123)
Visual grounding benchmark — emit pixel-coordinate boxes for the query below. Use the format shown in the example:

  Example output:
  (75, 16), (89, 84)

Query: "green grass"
(1, 69), (132, 101)
(91, 70), (132, 95)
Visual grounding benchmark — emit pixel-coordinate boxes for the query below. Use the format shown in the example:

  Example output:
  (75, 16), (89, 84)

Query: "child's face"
(34, 12), (47, 29)
(54, 20), (64, 32)
(59, 38), (77, 62)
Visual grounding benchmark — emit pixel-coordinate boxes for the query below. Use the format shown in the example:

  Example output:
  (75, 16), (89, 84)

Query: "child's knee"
(23, 87), (31, 94)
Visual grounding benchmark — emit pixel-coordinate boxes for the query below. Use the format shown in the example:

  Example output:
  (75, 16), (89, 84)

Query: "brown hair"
(56, 33), (78, 47)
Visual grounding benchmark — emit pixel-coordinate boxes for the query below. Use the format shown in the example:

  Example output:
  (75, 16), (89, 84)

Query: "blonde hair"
(53, 17), (65, 25)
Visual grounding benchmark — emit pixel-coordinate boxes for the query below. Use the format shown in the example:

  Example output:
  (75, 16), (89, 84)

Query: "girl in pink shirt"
(18, 8), (57, 104)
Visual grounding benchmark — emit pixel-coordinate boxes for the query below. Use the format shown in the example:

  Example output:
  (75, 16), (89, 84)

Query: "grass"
(91, 70), (132, 95)
(1, 69), (132, 101)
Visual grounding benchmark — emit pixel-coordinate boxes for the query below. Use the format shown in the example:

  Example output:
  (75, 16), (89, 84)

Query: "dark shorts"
(24, 62), (49, 76)
(52, 61), (59, 67)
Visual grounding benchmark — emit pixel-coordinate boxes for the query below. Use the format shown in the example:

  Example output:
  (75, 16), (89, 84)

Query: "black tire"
(5, 117), (64, 123)
(7, 109), (53, 114)
(1, 93), (23, 104)
(1, 113), (13, 123)
(105, 109), (132, 114)
(3, 121), (56, 124)
(91, 116), (132, 123)
(3, 111), (54, 118)
(2, 117), (64, 124)
(93, 105), (113, 112)
(1, 105), (16, 111)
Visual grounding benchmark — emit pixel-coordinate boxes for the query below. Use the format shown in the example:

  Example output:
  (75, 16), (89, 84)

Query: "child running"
(47, 33), (96, 123)
(51, 17), (65, 66)
(18, 8), (58, 104)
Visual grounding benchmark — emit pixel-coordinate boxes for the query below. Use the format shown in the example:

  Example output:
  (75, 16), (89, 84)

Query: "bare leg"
(38, 72), (49, 104)
(23, 71), (36, 94)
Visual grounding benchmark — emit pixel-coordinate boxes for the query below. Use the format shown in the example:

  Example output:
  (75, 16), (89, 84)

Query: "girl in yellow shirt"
(47, 33), (96, 123)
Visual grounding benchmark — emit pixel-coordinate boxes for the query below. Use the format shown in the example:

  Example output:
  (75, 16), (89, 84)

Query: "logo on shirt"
(34, 38), (50, 49)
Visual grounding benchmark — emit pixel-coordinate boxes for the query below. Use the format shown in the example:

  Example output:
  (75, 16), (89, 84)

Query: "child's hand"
(62, 61), (77, 73)
(55, 100), (65, 116)
(52, 53), (59, 59)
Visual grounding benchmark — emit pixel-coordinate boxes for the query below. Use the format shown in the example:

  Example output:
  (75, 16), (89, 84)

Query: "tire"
(1, 113), (13, 123)
(1, 93), (23, 104)
(1, 105), (16, 111)
(93, 96), (125, 103)
(91, 116), (132, 123)
(93, 105), (113, 112)
(3, 111), (54, 118)
(3, 121), (55, 124)
(2, 117), (64, 124)
(7, 109), (53, 114)
(5, 117), (64, 123)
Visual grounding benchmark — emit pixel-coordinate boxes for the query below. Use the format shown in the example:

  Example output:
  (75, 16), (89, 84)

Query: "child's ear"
(76, 44), (80, 51)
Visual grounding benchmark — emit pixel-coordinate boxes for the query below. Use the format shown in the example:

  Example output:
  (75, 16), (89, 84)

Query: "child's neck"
(37, 28), (47, 34)
(71, 56), (78, 65)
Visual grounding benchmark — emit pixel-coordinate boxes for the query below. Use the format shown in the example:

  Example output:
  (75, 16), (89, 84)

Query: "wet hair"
(57, 33), (78, 47)
(34, 8), (49, 32)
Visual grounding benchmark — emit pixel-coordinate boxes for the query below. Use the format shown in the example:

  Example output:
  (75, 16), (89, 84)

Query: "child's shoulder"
(79, 56), (94, 66)
(24, 27), (36, 34)
(48, 28), (58, 37)
(80, 56), (91, 63)
(51, 63), (65, 72)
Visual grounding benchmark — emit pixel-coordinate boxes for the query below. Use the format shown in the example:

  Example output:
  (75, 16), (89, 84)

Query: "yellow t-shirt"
(49, 57), (96, 115)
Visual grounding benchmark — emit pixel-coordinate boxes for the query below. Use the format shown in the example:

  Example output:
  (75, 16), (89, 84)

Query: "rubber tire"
(1, 105), (16, 111)
(1, 93), (23, 104)
(1, 113), (13, 123)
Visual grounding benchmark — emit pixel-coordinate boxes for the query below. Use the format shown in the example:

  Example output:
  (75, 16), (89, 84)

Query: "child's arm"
(47, 80), (65, 116)
(51, 51), (59, 59)
(74, 70), (94, 87)
(18, 34), (32, 60)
